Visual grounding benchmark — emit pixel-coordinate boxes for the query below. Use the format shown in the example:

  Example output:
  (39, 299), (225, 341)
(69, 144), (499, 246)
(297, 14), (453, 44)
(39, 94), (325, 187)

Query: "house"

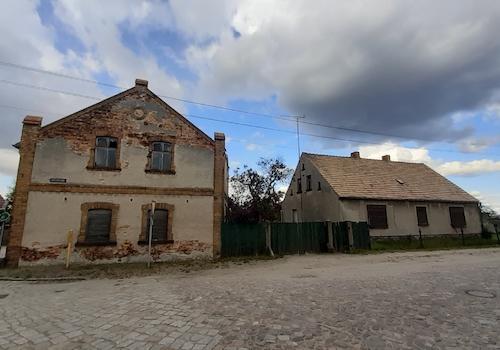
(281, 152), (481, 237)
(6, 79), (227, 267)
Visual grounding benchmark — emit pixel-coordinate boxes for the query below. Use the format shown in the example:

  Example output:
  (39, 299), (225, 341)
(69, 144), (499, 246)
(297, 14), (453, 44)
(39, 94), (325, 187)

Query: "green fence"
(220, 223), (267, 257)
(221, 221), (370, 257)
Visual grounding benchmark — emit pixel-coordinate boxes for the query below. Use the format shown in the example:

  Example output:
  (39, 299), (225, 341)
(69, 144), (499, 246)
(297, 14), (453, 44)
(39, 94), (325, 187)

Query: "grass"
(0, 255), (279, 280)
(370, 234), (500, 252)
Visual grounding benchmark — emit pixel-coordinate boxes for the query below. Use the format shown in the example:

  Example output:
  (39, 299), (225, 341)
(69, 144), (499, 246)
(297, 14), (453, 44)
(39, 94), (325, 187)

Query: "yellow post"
(65, 230), (73, 269)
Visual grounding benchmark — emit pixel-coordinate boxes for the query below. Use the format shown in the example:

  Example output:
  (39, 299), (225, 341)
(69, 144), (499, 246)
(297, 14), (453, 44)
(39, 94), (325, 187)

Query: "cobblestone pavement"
(1, 248), (500, 349)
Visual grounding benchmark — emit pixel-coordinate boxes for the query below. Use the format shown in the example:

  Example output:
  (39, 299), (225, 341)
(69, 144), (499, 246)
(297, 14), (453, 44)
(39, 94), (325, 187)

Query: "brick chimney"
(213, 132), (226, 258)
(135, 78), (148, 88)
(382, 155), (391, 161)
(6, 115), (42, 267)
(350, 151), (360, 159)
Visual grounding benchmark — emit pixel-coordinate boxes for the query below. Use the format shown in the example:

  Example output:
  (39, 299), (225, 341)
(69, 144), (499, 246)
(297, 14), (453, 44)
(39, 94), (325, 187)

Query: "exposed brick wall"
(212, 133), (226, 257)
(6, 116), (42, 267)
(39, 86), (214, 157)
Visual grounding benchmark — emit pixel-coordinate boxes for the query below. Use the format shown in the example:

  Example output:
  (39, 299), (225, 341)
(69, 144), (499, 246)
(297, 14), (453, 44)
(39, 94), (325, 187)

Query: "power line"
(0, 61), (295, 120)
(0, 60), (470, 142)
(0, 101), (497, 157)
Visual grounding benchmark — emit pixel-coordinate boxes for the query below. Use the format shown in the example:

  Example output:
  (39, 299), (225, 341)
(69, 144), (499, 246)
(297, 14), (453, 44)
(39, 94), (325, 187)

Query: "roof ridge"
(303, 152), (425, 165)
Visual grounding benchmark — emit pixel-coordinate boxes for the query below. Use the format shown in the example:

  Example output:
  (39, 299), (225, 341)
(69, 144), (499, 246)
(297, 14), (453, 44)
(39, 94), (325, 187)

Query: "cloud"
(188, 0), (500, 143)
(0, 149), (19, 178)
(436, 159), (500, 177)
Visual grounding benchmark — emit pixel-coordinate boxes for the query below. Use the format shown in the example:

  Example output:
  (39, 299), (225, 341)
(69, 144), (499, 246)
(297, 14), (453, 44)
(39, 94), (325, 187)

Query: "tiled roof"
(305, 153), (478, 203)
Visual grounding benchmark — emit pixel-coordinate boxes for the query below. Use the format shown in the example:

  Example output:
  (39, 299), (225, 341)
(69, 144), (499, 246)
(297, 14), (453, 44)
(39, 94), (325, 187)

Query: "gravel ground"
(0, 248), (499, 349)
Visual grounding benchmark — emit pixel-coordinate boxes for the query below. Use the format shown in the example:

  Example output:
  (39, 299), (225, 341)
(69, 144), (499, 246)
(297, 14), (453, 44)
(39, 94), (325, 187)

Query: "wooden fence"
(221, 221), (370, 257)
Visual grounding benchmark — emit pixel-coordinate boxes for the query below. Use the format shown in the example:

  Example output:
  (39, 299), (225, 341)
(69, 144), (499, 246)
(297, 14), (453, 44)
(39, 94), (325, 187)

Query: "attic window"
(395, 178), (405, 185)
(302, 164), (305, 171)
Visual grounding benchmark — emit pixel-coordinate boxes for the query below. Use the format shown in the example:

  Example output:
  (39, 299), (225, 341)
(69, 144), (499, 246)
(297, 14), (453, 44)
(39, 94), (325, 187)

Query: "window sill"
(75, 241), (117, 247)
(145, 169), (176, 175)
(137, 240), (174, 245)
(86, 166), (121, 172)
(418, 224), (429, 227)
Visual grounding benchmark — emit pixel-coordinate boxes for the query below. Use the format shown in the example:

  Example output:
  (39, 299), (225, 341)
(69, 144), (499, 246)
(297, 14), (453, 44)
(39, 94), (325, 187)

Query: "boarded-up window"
(416, 206), (428, 226)
(297, 178), (302, 193)
(86, 209), (112, 243)
(151, 142), (172, 172)
(367, 205), (388, 229)
(95, 137), (118, 168)
(449, 207), (466, 228)
(145, 209), (168, 242)
(306, 175), (312, 191)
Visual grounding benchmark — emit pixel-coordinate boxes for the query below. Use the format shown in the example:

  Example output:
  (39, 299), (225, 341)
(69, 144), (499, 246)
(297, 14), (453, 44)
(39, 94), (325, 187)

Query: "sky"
(0, 0), (499, 212)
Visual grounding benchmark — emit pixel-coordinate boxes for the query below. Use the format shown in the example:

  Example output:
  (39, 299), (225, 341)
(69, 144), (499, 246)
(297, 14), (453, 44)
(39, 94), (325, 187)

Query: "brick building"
(7, 79), (227, 266)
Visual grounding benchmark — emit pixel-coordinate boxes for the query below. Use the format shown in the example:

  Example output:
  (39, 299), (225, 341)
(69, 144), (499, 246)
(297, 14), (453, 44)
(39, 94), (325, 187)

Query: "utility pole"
(295, 115), (306, 254)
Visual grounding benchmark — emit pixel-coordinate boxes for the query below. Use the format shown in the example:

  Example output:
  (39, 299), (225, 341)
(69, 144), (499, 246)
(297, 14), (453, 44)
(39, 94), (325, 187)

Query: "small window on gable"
(86, 209), (111, 243)
(306, 175), (312, 191)
(302, 164), (305, 171)
(150, 141), (172, 172)
(297, 178), (302, 193)
(416, 206), (428, 226)
(317, 181), (321, 191)
(367, 205), (388, 229)
(95, 137), (118, 169)
(449, 206), (466, 228)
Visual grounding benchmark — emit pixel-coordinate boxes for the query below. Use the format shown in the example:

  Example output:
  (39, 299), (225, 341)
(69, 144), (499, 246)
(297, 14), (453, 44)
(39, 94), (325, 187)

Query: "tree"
(228, 157), (292, 223)
(4, 184), (14, 215)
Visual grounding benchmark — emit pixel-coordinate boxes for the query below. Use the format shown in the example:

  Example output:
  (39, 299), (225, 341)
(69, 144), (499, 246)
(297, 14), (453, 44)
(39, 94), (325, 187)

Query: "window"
(449, 206), (466, 228)
(85, 209), (112, 243)
(145, 209), (168, 242)
(78, 202), (118, 245)
(367, 205), (388, 229)
(297, 178), (302, 193)
(302, 164), (305, 171)
(139, 203), (174, 244)
(306, 175), (312, 191)
(94, 137), (118, 169)
(317, 181), (322, 191)
(416, 206), (428, 226)
(150, 141), (172, 172)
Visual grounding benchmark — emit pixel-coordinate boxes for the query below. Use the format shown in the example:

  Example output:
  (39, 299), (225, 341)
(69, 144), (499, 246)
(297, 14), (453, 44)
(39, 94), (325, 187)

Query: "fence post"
(461, 228), (465, 246)
(266, 222), (274, 257)
(418, 228), (423, 248)
(326, 221), (334, 252)
(347, 222), (354, 249)
(495, 224), (499, 245)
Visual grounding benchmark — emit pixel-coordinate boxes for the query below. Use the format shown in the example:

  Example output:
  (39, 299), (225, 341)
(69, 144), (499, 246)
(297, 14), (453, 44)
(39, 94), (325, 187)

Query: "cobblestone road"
(1, 248), (500, 349)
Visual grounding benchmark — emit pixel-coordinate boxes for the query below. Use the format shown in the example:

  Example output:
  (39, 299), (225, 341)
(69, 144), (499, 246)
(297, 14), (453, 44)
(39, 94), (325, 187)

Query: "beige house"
(282, 152), (481, 237)
(7, 79), (227, 266)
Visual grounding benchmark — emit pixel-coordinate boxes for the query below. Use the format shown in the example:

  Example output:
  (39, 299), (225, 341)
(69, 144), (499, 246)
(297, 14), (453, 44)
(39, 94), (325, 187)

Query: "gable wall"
(31, 88), (215, 189)
(281, 155), (342, 222)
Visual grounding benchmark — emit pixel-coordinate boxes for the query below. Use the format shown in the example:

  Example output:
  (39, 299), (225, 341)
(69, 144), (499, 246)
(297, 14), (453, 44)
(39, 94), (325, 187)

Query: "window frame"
(367, 204), (388, 229)
(77, 202), (118, 246)
(306, 175), (312, 192)
(146, 139), (176, 174)
(416, 206), (429, 227)
(297, 177), (302, 194)
(449, 206), (466, 228)
(87, 135), (121, 171)
(139, 203), (175, 245)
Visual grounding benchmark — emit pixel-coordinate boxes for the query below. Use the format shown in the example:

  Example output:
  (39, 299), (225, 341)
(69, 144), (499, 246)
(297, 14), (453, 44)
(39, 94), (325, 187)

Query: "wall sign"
(49, 178), (67, 183)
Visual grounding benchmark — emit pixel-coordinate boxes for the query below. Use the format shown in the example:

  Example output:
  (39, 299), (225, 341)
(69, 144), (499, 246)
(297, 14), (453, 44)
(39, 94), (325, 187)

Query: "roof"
(13, 79), (215, 148)
(304, 153), (478, 203)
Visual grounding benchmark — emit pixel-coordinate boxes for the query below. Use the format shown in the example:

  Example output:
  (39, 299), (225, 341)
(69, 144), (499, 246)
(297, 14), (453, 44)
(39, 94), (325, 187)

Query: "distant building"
(7, 79), (228, 266)
(282, 152), (481, 237)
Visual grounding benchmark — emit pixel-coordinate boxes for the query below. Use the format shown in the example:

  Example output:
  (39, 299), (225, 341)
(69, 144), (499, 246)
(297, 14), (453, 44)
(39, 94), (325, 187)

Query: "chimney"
(213, 132), (226, 258)
(350, 151), (360, 159)
(135, 78), (148, 88)
(382, 155), (391, 161)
